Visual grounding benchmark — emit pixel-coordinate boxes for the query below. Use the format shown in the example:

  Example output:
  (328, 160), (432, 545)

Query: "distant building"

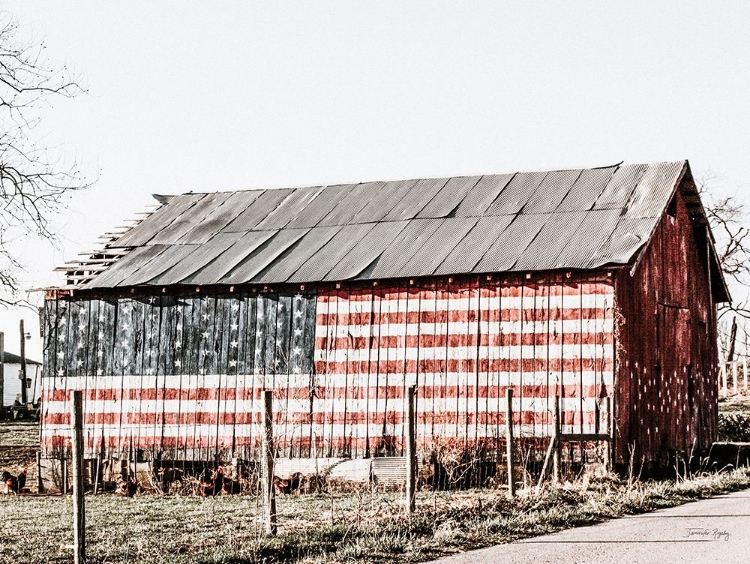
(2, 351), (42, 407)
(41, 160), (728, 470)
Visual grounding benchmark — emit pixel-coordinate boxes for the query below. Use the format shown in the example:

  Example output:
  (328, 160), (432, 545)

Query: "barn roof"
(64, 160), (727, 298)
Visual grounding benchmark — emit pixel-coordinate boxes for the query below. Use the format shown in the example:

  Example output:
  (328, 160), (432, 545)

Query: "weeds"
(3, 468), (750, 564)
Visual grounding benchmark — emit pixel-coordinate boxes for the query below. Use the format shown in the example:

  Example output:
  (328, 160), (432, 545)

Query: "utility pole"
(20, 320), (28, 405)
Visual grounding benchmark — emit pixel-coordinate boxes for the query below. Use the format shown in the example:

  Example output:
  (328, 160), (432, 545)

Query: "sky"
(3, 1), (750, 362)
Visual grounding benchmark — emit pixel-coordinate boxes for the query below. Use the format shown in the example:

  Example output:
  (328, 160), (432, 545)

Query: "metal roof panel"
(221, 189), (295, 232)
(287, 223), (377, 283)
(317, 182), (383, 227)
(182, 230), (279, 285)
(220, 228), (310, 284)
(521, 169), (581, 214)
(112, 194), (205, 248)
(484, 171), (548, 215)
(253, 225), (342, 283)
(555, 166), (617, 213)
(367, 219), (444, 279)
(551, 209), (622, 269)
(435, 215), (516, 275)
(252, 186), (323, 230)
(349, 179), (419, 223)
(174, 190), (265, 244)
(147, 233), (246, 285)
(399, 217), (479, 277)
(624, 161), (685, 218)
(589, 217), (657, 266)
(326, 221), (409, 281)
(148, 192), (234, 245)
(85, 245), (170, 288)
(417, 176), (482, 218)
(474, 214), (546, 273)
(284, 184), (354, 229)
(453, 174), (514, 217)
(382, 178), (449, 221)
(118, 245), (199, 286)
(593, 164), (647, 210)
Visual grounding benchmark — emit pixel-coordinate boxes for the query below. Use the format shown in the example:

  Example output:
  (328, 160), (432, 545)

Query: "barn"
(41, 159), (728, 474)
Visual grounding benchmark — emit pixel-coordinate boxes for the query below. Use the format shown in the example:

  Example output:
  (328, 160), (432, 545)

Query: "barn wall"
(614, 185), (718, 467)
(41, 274), (614, 462)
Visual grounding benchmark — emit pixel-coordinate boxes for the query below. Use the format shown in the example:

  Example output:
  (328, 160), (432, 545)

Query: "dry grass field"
(2, 418), (750, 563)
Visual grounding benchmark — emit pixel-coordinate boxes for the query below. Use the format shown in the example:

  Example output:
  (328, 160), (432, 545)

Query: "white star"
(294, 294), (302, 301)
(121, 340), (129, 348)
(146, 368), (154, 375)
(174, 360), (182, 367)
(122, 323), (130, 332)
(76, 360), (83, 367)
(97, 369), (103, 376)
(231, 323), (238, 332)
(174, 341), (182, 350)
(57, 351), (64, 359)
(293, 366), (302, 374)
(98, 331), (104, 339)
(176, 323), (183, 331)
(58, 369), (64, 376)
(294, 328), (302, 336)
(77, 342), (84, 349)
(97, 350), (103, 357)
(274, 359), (280, 367)
(202, 331), (210, 339)
(58, 333), (66, 342)
(229, 360), (237, 368)
(202, 313), (210, 321)
(99, 315), (106, 322)
(78, 323), (86, 332)
(230, 340), (238, 348)
(254, 367), (262, 375)
(293, 347), (301, 356)
(278, 304), (284, 311)
(231, 303), (239, 311)
(294, 310), (302, 318)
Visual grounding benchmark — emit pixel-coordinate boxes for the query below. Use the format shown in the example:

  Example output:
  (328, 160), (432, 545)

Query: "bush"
(718, 412), (750, 441)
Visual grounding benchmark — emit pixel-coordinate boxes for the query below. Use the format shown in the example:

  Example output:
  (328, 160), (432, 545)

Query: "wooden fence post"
(733, 362), (739, 395)
(744, 358), (748, 393)
(552, 395), (561, 484)
(721, 362), (727, 397)
(604, 397), (612, 473)
(406, 386), (416, 514)
(70, 390), (86, 564)
(505, 388), (515, 497)
(262, 390), (277, 536)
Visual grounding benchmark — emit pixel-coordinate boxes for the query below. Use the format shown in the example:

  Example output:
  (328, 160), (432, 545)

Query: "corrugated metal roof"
(72, 160), (712, 289)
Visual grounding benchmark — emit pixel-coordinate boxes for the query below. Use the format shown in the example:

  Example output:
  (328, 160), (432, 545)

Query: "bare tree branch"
(0, 14), (90, 305)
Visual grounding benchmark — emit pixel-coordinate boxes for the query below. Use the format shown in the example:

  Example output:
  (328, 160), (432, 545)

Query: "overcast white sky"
(3, 1), (750, 361)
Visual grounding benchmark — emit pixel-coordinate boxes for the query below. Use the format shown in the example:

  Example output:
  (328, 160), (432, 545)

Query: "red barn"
(42, 160), (728, 472)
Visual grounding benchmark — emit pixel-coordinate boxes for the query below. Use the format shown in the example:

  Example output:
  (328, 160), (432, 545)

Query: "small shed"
(41, 160), (728, 470)
(2, 351), (42, 407)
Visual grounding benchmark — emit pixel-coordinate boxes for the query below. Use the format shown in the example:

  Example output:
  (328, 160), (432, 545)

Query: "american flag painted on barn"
(41, 275), (614, 461)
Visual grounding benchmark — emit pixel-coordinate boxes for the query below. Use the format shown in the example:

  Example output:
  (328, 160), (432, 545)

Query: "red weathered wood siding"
(614, 186), (718, 466)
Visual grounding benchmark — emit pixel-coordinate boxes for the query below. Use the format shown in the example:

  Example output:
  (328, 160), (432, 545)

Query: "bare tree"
(698, 176), (750, 316)
(0, 14), (88, 304)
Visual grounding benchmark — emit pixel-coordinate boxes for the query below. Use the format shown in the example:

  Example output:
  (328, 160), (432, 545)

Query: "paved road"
(426, 490), (750, 564)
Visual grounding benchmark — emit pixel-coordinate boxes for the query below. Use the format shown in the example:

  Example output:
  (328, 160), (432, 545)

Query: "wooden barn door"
(658, 304), (692, 457)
